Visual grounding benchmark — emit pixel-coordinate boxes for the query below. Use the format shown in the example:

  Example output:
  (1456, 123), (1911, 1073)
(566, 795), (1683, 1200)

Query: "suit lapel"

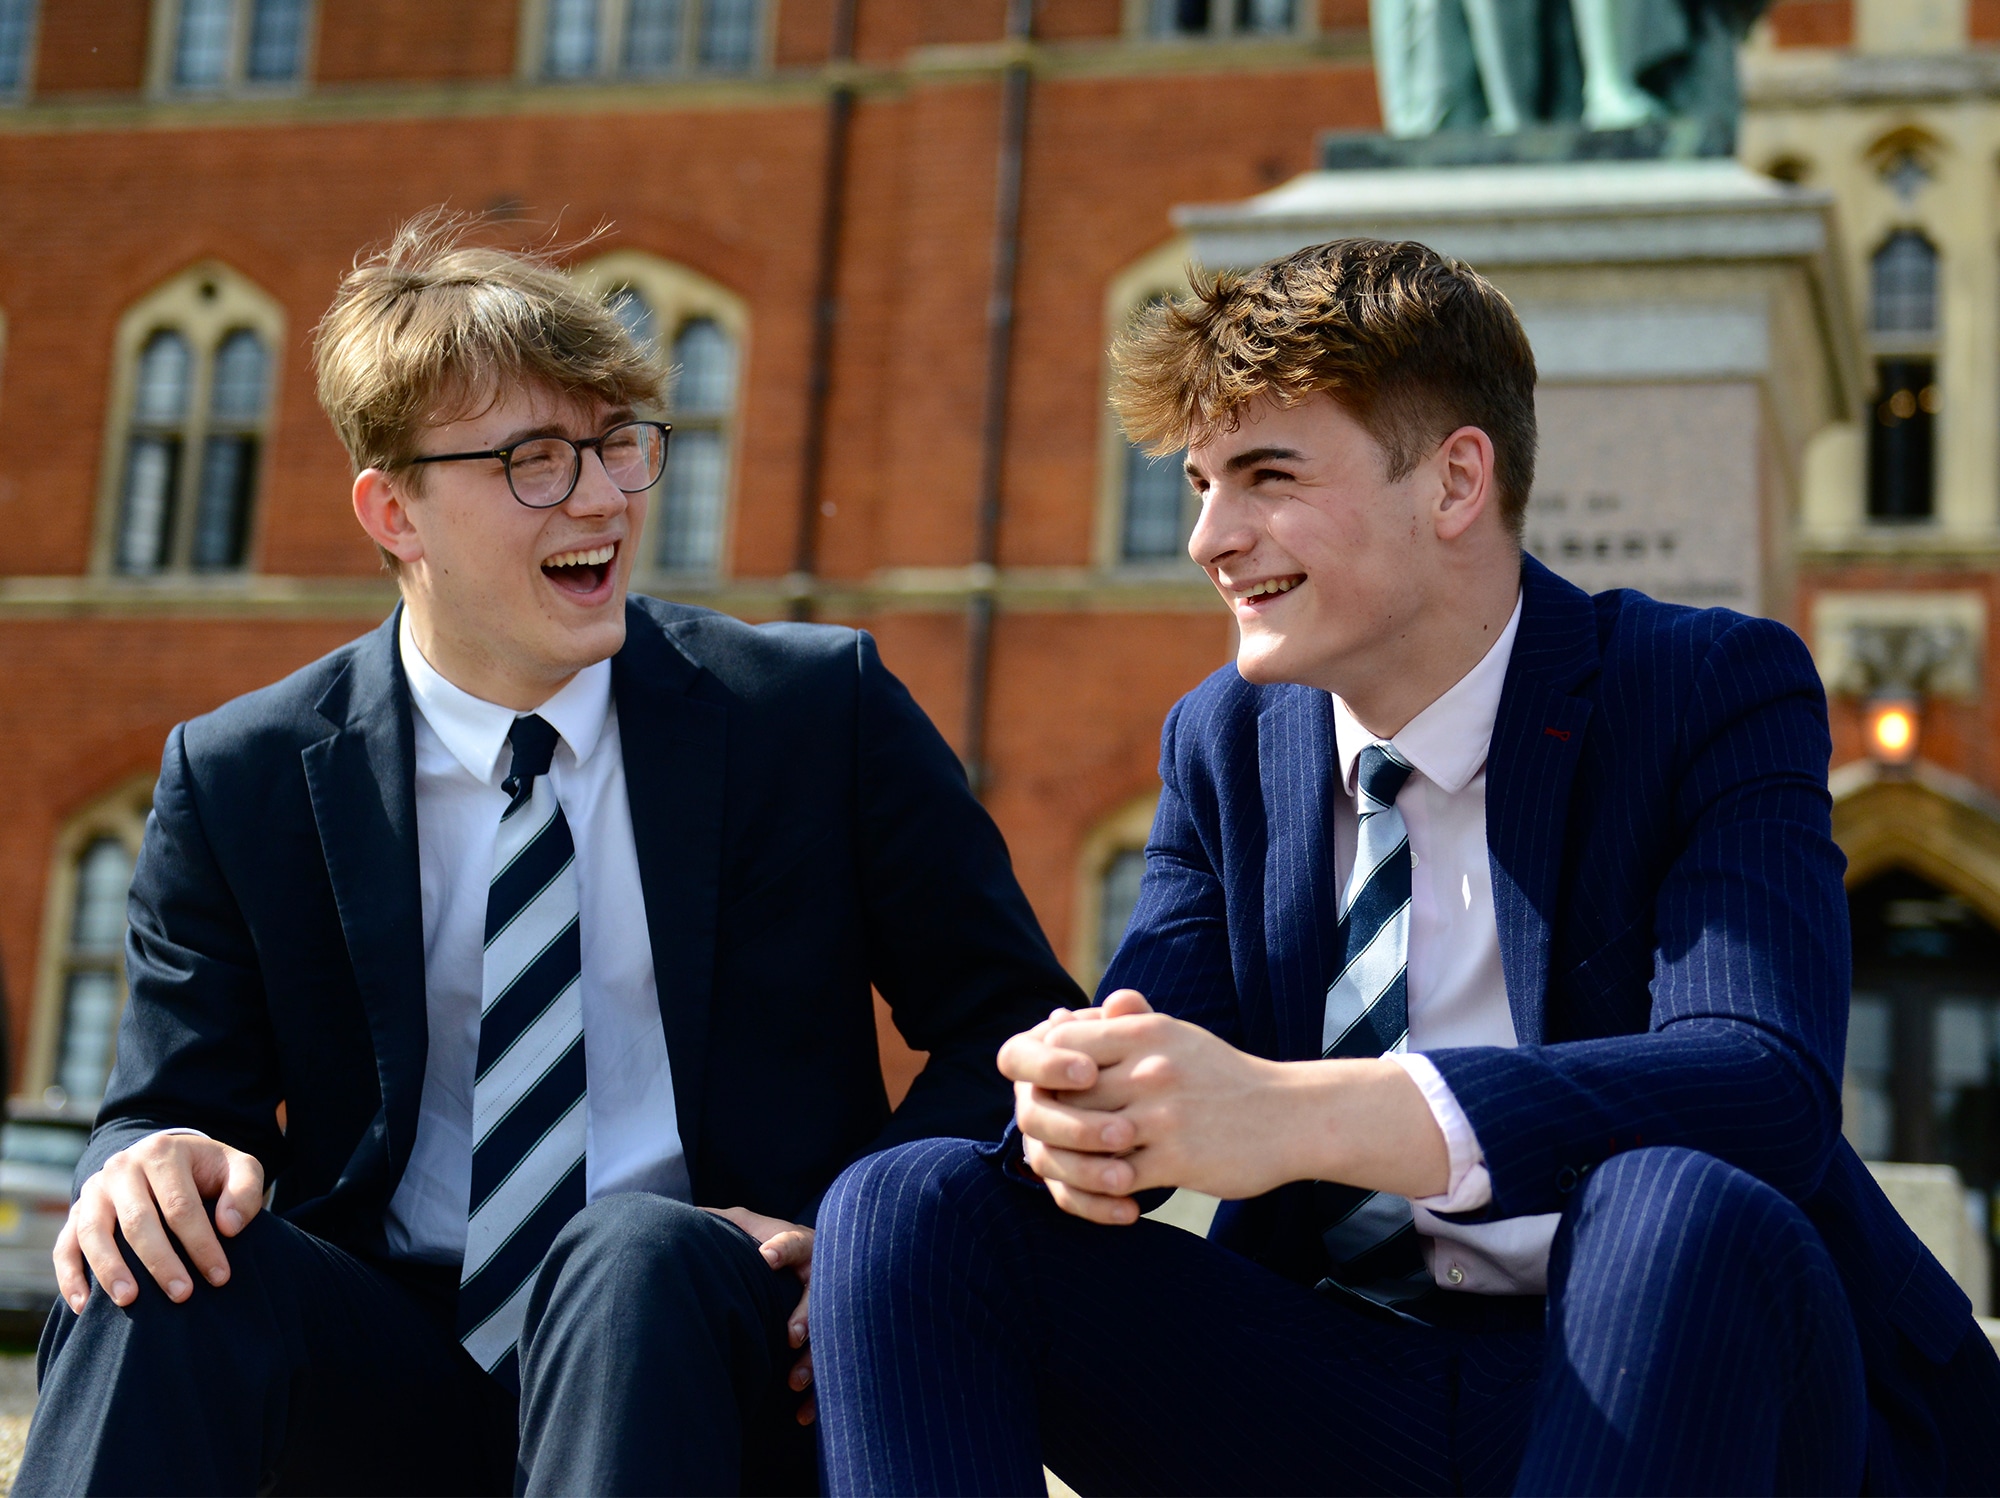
(1485, 557), (1600, 1046)
(612, 604), (727, 1181)
(300, 610), (429, 1183)
(1259, 687), (1343, 1062)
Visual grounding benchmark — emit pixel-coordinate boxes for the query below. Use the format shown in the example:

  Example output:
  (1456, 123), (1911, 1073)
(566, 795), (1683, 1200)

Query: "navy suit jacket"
(85, 597), (1082, 1251)
(1104, 556), (1993, 1490)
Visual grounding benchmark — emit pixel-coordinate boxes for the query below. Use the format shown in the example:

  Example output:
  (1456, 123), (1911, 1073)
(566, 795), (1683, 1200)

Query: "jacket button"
(1446, 1264), (1465, 1285)
(1556, 1165), (1579, 1194)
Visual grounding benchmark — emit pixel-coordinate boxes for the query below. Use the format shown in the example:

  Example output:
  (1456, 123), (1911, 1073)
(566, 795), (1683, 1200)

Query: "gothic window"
(168, 0), (309, 89)
(658, 318), (737, 574)
(0, 0), (37, 96)
(1120, 444), (1194, 563)
(1075, 794), (1161, 988)
(99, 264), (284, 578)
(535, 0), (764, 78)
(574, 251), (746, 579)
(1867, 232), (1940, 524)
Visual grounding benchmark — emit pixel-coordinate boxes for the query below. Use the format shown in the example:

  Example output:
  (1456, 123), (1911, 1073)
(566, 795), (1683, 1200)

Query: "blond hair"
(312, 210), (665, 564)
(1111, 238), (1539, 534)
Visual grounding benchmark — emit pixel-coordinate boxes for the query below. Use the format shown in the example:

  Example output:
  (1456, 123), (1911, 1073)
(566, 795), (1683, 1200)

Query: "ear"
(1432, 426), (1496, 543)
(352, 468), (425, 567)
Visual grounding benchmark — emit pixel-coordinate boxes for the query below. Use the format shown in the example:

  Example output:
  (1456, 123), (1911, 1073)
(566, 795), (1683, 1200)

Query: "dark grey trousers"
(15, 1192), (815, 1496)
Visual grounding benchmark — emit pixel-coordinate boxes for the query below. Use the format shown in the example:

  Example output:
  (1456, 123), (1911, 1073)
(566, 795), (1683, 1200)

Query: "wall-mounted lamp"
(1864, 692), (1922, 768)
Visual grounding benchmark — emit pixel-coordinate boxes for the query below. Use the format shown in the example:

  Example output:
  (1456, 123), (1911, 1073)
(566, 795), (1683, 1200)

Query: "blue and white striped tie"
(1312, 742), (1433, 1309)
(458, 714), (588, 1391)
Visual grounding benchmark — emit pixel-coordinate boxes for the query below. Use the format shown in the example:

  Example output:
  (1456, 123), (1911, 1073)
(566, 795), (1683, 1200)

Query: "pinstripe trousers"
(814, 1139), (1868, 1496)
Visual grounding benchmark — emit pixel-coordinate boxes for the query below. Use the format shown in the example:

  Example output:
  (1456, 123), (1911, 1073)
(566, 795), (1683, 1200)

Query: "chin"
(1234, 635), (1296, 686)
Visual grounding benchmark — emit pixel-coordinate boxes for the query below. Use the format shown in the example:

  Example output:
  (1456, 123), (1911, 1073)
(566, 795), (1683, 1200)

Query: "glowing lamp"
(1864, 693), (1921, 768)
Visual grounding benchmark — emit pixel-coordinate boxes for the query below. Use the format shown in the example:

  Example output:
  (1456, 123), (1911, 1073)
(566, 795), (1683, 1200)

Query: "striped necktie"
(1312, 742), (1434, 1311)
(458, 714), (588, 1392)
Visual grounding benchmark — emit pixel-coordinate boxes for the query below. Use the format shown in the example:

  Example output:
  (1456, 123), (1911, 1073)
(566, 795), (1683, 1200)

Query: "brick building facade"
(1, 0), (1998, 1297)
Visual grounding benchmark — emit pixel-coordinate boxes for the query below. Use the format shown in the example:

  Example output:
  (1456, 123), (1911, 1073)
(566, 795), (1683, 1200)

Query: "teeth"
(544, 544), (616, 569)
(1239, 577), (1301, 599)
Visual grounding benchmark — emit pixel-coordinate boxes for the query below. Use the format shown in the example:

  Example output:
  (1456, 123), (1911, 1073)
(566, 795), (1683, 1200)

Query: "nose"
(562, 445), (629, 518)
(1187, 482), (1252, 570)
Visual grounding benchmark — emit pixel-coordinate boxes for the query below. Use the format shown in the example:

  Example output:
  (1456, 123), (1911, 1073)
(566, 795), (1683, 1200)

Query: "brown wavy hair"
(1110, 238), (1538, 536)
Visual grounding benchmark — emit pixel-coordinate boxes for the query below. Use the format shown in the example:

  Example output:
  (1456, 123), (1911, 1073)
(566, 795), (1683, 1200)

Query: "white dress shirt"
(385, 612), (689, 1264)
(1330, 593), (1560, 1296)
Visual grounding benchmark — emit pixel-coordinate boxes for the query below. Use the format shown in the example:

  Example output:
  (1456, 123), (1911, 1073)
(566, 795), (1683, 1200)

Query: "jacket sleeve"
(850, 632), (1085, 1158)
(1100, 696), (1243, 1044)
(1426, 616), (1849, 1220)
(76, 725), (287, 1195)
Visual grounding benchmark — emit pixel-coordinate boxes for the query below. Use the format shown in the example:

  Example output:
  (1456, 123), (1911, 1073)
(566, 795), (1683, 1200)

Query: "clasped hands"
(999, 989), (1451, 1223)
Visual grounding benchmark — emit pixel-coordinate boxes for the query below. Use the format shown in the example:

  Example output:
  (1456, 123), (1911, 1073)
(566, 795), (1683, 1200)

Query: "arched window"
(1872, 230), (1938, 335)
(532, 0), (763, 78)
(97, 263), (284, 578)
(1073, 793), (1161, 988)
(1121, 444), (1193, 562)
(1867, 231), (1940, 524)
(573, 251), (746, 579)
(27, 777), (154, 1123)
(169, 0), (309, 89)
(658, 318), (737, 573)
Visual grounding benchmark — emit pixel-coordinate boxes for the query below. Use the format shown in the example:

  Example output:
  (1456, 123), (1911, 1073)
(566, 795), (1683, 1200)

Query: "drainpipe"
(962, 0), (1034, 797)
(788, 0), (859, 622)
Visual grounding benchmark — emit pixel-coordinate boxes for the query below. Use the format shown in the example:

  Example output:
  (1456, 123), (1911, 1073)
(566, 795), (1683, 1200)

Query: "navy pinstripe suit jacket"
(1103, 555), (1989, 1486)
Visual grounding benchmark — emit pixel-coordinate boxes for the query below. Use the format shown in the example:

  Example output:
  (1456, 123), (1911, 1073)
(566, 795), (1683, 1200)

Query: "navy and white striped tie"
(1312, 742), (1433, 1309)
(458, 714), (588, 1391)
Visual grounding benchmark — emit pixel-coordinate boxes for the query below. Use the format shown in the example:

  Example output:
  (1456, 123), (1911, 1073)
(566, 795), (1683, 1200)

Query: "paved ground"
(0, 1355), (34, 1493)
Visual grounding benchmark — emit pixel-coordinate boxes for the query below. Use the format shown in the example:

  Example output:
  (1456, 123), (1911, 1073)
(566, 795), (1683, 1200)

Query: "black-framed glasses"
(407, 419), (672, 509)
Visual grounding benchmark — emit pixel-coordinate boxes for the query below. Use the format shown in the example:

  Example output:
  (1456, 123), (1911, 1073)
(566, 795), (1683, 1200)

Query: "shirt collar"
(397, 609), (612, 785)
(1331, 590), (1524, 797)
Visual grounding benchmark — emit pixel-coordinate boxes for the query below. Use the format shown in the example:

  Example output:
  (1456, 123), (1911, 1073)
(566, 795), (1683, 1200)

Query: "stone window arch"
(573, 251), (747, 579)
(94, 262), (285, 578)
(24, 775), (155, 1127)
(1098, 242), (1199, 572)
(1072, 791), (1161, 990)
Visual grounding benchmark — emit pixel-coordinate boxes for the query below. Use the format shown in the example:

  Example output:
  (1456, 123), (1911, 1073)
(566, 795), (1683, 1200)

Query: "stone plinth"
(1175, 160), (1863, 618)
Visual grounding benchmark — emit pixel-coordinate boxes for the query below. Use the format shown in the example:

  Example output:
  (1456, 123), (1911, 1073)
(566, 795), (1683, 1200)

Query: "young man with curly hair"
(810, 238), (2000, 1495)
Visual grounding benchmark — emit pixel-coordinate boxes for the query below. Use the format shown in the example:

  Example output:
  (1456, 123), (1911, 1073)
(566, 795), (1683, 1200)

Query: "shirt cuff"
(1387, 1051), (1493, 1213)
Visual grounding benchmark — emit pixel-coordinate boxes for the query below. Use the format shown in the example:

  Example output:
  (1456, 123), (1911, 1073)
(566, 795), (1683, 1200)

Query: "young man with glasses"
(17, 215), (1082, 1497)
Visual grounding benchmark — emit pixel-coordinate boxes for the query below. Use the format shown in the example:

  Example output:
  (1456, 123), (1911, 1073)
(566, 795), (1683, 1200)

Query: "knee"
(64, 1208), (293, 1352)
(1566, 1147), (1818, 1283)
(816, 1138), (1013, 1298)
(542, 1192), (743, 1299)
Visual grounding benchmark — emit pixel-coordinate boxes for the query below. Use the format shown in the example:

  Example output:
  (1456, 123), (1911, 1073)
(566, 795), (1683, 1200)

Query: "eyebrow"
(1185, 446), (1309, 478)
(493, 409), (639, 450)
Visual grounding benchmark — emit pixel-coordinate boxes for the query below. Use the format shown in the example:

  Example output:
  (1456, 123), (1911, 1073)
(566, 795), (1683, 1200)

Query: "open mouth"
(1231, 575), (1305, 610)
(541, 542), (618, 599)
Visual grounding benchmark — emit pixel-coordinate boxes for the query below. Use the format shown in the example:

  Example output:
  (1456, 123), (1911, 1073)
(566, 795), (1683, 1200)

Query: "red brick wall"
(316, 0), (519, 83)
(32, 0), (150, 94)
(1767, 0), (1855, 46)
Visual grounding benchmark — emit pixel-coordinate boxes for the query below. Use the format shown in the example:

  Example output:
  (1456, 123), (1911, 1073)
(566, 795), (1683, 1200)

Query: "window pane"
(607, 286), (659, 352)
(1236, 0), (1295, 29)
(117, 437), (180, 575)
(625, 0), (686, 71)
(175, 0), (235, 86)
(1099, 849), (1147, 974)
(1150, 0), (1211, 34)
(209, 329), (268, 423)
(70, 839), (132, 955)
(1872, 230), (1938, 335)
(192, 435), (257, 570)
(657, 428), (724, 572)
(1867, 357), (1935, 522)
(0, 0), (35, 92)
(671, 318), (736, 416)
(544, 0), (601, 77)
(697, 0), (760, 70)
(134, 331), (192, 424)
(1844, 993), (1893, 1160)
(245, 0), (305, 81)
(56, 970), (121, 1103)
(1121, 443), (1189, 561)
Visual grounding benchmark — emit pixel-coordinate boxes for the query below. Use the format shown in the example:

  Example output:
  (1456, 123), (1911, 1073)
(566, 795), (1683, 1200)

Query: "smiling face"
(1185, 391), (1514, 727)
(359, 384), (645, 709)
